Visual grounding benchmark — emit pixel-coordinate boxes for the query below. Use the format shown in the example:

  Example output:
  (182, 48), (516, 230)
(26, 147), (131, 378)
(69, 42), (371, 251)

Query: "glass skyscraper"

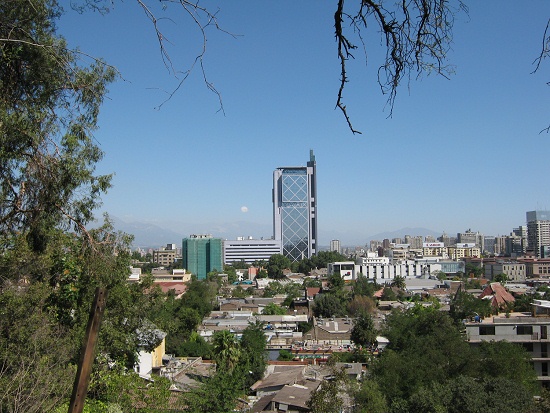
(273, 151), (317, 262)
(182, 234), (223, 280)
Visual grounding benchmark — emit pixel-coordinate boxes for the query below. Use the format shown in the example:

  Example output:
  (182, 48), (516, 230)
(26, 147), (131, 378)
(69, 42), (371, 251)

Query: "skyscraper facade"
(527, 211), (550, 258)
(273, 150), (317, 262)
(330, 239), (341, 254)
(182, 234), (223, 280)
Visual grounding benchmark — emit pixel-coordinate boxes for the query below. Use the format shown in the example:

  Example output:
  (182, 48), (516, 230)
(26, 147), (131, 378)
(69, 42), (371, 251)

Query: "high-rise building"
(182, 234), (223, 280)
(527, 211), (550, 258)
(330, 239), (341, 254)
(273, 150), (317, 262)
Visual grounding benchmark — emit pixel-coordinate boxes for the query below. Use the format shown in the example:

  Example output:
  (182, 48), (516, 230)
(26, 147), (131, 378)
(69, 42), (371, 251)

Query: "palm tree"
(212, 330), (241, 371)
(390, 275), (406, 290)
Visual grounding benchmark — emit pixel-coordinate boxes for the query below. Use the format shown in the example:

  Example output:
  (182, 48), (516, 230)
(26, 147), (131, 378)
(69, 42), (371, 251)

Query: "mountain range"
(107, 216), (446, 250)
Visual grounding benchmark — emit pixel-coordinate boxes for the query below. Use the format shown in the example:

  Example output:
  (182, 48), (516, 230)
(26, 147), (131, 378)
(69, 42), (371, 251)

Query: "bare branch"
(334, 0), (466, 134)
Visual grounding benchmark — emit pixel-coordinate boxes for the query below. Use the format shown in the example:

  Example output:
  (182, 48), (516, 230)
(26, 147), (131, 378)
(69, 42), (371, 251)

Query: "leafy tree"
(514, 292), (534, 312)
(266, 254), (291, 279)
(313, 293), (346, 318)
(307, 362), (356, 413)
(262, 302), (287, 315)
(350, 312), (377, 348)
(310, 250), (348, 269)
(328, 272), (345, 291)
(347, 295), (376, 316)
(0, 0), (115, 252)
(183, 368), (244, 413)
(240, 321), (268, 386)
(380, 286), (397, 301)
(277, 349), (294, 361)
(493, 273), (508, 284)
(263, 281), (285, 298)
(303, 277), (322, 288)
(465, 263), (484, 278)
(353, 274), (378, 297)
(177, 332), (212, 359)
(450, 290), (492, 322)
(180, 278), (218, 318)
(0, 282), (75, 413)
(354, 379), (388, 413)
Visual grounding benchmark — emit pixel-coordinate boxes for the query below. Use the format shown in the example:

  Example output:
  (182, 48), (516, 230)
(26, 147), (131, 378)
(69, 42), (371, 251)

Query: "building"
(273, 150), (317, 262)
(484, 260), (526, 282)
(447, 243), (481, 260)
(152, 243), (180, 267)
(457, 229), (484, 250)
(330, 239), (341, 254)
(527, 211), (550, 258)
(223, 237), (282, 265)
(182, 234), (223, 280)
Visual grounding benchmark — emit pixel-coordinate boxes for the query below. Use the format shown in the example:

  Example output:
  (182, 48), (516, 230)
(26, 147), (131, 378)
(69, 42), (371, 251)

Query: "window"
(516, 325), (533, 335)
(523, 342), (534, 352)
(479, 326), (495, 335)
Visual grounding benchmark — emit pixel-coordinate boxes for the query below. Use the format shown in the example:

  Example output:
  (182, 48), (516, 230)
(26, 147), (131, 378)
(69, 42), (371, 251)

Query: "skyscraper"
(182, 234), (223, 280)
(273, 150), (317, 262)
(330, 239), (341, 254)
(527, 211), (550, 258)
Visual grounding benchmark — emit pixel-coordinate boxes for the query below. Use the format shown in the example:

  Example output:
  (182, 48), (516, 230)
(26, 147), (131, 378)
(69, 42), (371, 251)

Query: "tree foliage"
(266, 254), (291, 279)
(350, 312), (377, 348)
(0, 0), (116, 251)
(360, 305), (540, 413)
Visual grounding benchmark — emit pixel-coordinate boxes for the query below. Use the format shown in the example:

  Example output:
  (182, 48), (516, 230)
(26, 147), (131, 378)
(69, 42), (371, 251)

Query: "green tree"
(262, 302), (287, 315)
(353, 274), (378, 297)
(307, 362), (356, 413)
(390, 275), (406, 289)
(0, 0), (115, 252)
(493, 273), (508, 284)
(354, 379), (388, 413)
(450, 290), (492, 322)
(380, 286), (397, 301)
(212, 330), (241, 371)
(313, 293), (346, 318)
(350, 312), (377, 348)
(240, 321), (268, 386)
(328, 272), (345, 291)
(267, 254), (291, 279)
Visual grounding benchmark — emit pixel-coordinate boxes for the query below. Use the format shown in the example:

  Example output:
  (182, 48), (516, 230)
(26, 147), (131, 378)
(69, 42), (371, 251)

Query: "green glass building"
(182, 234), (223, 280)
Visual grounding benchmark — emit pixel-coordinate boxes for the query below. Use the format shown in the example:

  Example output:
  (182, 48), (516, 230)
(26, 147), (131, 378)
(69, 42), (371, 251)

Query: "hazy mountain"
(108, 216), (273, 249)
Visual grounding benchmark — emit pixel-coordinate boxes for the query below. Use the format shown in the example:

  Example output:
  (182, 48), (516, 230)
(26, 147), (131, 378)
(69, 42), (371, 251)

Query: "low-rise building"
(484, 260), (526, 282)
(152, 243), (180, 267)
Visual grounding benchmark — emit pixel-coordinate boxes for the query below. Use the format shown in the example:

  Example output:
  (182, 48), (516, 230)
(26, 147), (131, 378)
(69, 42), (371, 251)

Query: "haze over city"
(58, 1), (550, 246)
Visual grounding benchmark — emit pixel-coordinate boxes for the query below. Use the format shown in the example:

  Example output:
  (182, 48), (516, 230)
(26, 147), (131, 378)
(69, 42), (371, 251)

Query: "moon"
(240, 206), (248, 213)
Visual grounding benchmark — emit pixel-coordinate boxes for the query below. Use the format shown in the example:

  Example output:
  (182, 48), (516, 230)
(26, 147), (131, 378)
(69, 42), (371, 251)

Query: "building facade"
(223, 237), (282, 265)
(330, 239), (341, 254)
(273, 150), (317, 262)
(152, 243), (180, 267)
(527, 211), (550, 258)
(182, 234), (223, 280)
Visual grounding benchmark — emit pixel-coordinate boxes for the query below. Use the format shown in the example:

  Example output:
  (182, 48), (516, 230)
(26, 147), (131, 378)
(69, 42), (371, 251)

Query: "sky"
(58, 1), (550, 246)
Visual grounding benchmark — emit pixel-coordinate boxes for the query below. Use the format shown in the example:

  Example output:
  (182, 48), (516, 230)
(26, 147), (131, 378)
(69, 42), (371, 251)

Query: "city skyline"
(58, 2), (550, 246)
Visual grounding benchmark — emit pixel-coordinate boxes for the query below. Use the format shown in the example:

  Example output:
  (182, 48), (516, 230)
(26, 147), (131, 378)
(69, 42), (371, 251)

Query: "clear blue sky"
(58, 1), (550, 246)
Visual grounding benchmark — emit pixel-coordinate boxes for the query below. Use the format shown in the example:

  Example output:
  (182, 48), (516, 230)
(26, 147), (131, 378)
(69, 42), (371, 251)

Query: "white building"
(223, 237), (282, 265)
